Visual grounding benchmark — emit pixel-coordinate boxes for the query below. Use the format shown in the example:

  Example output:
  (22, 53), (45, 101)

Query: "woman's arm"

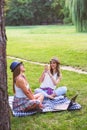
(39, 65), (49, 83)
(47, 71), (62, 86)
(39, 71), (46, 83)
(16, 77), (34, 100)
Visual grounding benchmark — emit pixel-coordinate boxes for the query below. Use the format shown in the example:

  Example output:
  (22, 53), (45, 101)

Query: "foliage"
(5, 0), (66, 25)
(66, 0), (87, 32)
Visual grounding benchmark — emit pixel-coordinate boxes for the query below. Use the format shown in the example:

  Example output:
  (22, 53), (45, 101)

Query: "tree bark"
(0, 0), (11, 129)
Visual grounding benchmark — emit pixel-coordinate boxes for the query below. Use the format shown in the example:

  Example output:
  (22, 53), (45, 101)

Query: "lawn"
(8, 59), (87, 130)
(7, 25), (87, 130)
(6, 25), (87, 71)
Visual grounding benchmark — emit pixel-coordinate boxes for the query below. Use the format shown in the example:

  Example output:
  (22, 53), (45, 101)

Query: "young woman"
(35, 57), (67, 99)
(10, 61), (44, 112)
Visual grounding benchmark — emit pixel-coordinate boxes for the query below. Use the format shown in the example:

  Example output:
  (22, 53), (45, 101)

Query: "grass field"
(8, 59), (87, 130)
(7, 25), (87, 130)
(6, 25), (87, 71)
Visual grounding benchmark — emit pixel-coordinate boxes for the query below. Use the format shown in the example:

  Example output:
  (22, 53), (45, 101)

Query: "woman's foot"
(50, 93), (56, 98)
(39, 103), (44, 109)
(47, 95), (54, 99)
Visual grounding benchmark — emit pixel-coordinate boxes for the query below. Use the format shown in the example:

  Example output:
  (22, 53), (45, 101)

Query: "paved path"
(7, 56), (87, 75)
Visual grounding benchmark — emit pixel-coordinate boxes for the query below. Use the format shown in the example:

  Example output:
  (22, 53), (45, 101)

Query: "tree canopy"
(66, 0), (87, 32)
(5, 0), (65, 25)
(5, 0), (87, 32)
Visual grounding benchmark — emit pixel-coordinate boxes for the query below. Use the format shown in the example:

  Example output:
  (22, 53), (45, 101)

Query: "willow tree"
(0, 0), (11, 129)
(66, 0), (87, 32)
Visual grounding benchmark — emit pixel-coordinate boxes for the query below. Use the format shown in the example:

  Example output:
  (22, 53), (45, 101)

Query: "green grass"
(7, 25), (87, 130)
(7, 59), (87, 130)
(6, 25), (87, 71)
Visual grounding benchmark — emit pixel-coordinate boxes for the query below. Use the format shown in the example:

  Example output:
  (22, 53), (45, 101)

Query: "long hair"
(12, 65), (21, 93)
(50, 58), (61, 77)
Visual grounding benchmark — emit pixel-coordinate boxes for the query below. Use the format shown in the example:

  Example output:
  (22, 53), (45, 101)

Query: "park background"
(5, 0), (87, 130)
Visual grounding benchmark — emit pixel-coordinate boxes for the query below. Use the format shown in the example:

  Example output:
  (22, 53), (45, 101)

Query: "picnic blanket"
(8, 96), (81, 117)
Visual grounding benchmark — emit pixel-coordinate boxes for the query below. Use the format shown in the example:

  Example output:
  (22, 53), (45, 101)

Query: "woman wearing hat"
(10, 61), (44, 112)
(35, 57), (67, 99)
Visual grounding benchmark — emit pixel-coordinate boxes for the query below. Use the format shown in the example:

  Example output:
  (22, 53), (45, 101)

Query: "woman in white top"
(10, 61), (44, 112)
(35, 57), (67, 99)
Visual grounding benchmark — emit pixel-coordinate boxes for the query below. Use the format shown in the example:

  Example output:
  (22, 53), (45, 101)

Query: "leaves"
(66, 0), (87, 32)
(5, 0), (65, 25)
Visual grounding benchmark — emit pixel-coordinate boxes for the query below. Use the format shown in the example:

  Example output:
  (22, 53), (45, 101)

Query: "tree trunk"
(0, 0), (11, 130)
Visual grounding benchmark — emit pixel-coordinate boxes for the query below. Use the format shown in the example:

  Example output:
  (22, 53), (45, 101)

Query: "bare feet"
(47, 95), (54, 99)
(39, 103), (44, 109)
(50, 93), (56, 98)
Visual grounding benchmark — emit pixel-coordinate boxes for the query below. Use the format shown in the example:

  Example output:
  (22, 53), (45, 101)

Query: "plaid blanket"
(8, 96), (81, 117)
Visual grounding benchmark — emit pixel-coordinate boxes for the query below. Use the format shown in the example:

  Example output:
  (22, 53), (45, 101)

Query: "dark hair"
(50, 57), (61, 77)
(12, 65), (21, 93)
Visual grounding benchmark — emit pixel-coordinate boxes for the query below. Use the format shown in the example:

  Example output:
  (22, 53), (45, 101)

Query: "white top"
(40, 72), (58, 90)
(15, 84), (30, 98)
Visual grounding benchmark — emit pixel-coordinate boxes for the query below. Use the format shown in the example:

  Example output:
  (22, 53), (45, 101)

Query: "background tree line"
(5, 0), (71, 25)
(5, 0), (87, 31)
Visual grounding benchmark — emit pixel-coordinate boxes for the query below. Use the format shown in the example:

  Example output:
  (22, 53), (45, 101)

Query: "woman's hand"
(47, 70), (53, 79)
(47, 71), (61, 86)
(39, 65), (49, 83)
(44, 64), (49, 72)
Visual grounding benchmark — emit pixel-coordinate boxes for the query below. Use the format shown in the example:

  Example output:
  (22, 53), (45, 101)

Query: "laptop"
(54, 94), (78, 111)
